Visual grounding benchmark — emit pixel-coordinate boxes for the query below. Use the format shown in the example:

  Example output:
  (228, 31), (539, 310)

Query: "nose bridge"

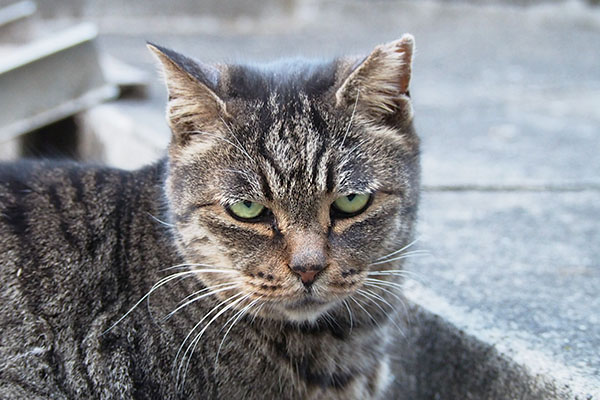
(287, 229), (327, 285)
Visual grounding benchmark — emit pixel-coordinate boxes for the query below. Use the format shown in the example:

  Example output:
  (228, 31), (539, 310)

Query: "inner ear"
(147, 43), (229, 145)
(335, 34), (415, 122)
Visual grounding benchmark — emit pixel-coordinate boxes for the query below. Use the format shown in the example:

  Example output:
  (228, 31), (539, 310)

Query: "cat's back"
(0, 159), (142, 274)
(0, 158), (171, 316)
(0, 159), (171, 399)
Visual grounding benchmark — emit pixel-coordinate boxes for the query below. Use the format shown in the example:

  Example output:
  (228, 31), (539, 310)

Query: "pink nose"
(287, 230), (327, 287)
(296, 269), (319, 284)
(290, 264), (324, 287)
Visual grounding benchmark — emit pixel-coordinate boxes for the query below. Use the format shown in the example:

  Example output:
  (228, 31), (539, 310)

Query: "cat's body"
(0, 36), (419, 399)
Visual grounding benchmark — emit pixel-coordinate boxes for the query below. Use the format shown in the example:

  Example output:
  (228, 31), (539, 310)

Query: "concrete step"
(394, 191), (600, 399)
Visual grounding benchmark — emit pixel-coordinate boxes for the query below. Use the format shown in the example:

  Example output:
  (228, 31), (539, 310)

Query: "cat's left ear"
(147, 43), (228, 145)
(335, 34), (415, 123)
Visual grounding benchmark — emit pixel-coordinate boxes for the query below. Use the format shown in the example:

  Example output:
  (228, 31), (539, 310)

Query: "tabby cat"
(0, 34), (420, 399)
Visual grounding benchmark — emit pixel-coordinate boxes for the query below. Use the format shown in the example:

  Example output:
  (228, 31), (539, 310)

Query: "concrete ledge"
(78, 103), (167, 169)
(0, 23), (118, 141)
(391, 282), (598, 399)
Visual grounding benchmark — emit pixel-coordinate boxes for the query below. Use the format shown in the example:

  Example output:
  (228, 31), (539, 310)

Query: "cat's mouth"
(285, 295), (328, 310)
(275, 294), (335, 322)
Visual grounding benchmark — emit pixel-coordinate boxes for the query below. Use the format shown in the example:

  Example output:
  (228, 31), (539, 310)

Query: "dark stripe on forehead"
(326, 159), (336, 193)
(255, 118), (284, 180)
(257, 166), (273, 201)
(311, 138), (326, 187)
(276, 117), (287, 141)
(309, 102), (329, 134)
(309, 105), (330, 187)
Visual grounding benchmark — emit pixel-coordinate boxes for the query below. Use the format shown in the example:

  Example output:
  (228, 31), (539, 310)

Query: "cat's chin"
(278, 296), (336, 323)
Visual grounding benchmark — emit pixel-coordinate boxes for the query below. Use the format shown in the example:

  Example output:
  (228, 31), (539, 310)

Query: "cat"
(0, 34), (420, 399)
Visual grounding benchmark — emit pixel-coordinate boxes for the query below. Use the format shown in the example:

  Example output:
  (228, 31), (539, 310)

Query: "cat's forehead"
(221, 68), (338, 196)
(222, 59), (339, 102)
(222, 100), (383, 205)
(217, 69), (403, 203)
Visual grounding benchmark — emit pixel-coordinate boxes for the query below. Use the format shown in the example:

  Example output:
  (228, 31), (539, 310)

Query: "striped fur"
(0, 36), (419, 399)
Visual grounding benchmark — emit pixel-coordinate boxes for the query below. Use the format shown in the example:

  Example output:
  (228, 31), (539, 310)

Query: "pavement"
(37, 0), (600, 398)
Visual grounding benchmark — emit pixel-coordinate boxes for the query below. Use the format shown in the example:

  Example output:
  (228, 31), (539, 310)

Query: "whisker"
(341, 88), (360, 147)
(218, 168), (256, 182)
(358, 288), (393, 310)
(356, 289), (388, 315)
(348, 296), (379, 328)
(163, 284), (240, 322)
(178, 292), (252, 390)
(177, 282), (238, 305)
(188, 126), (254, 165)
(357, 288), (406, 338)
(218, 117), (255, 165)
(103, 270), (203, 334)
(342, 299), (354, 334)
(146, 212), (175, 227)
(215, 295), (262, 367)
(363, 282), (412, 327)
(321, 311), (343, 332)
(250, 303), (265, 324)
(367, 269), (425, 282)
(369, 252), (430, 266)
(363, 282), (405, 304)
(364, 277), (406, 291)
(375, 238), (421, 261)
(159, 263), (237, 273)
(174, 291), (245, 389)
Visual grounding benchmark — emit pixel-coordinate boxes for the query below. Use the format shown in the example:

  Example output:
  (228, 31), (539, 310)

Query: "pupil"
(243, 200), (252, 208)
(347, 194), (356, 201)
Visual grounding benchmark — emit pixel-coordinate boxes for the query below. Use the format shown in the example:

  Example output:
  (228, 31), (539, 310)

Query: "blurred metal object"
(0, 0), (36, 42)
(0, 0), (35, 27)
(0, 21), (118, 142)
(100, 54), (149, 98)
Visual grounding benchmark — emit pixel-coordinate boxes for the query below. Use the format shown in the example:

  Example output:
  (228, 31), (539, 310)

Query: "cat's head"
(150, 36), (420, 323)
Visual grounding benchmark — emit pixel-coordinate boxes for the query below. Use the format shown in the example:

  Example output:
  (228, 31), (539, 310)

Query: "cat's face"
(152, 36), (420, 322)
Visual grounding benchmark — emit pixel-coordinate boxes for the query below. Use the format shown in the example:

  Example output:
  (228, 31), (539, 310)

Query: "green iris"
(229, 200), (265, 220)
(333, 193), (371, 215)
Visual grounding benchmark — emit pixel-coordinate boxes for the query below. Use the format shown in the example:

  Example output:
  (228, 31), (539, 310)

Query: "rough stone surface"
(396, 191), (600, 398)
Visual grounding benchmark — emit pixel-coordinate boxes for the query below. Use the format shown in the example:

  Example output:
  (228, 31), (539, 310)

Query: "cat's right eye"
(331, 193), (371, 218)
(228, 200), (266, 221)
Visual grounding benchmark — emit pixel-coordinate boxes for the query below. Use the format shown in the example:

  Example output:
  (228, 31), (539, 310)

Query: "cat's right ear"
(335, 35), (415, 124)
(147, 43), (228, 145)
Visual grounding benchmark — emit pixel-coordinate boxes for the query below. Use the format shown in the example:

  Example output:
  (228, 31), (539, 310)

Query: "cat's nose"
(287, 231), (327, 287)
(290, 264), (325, 287)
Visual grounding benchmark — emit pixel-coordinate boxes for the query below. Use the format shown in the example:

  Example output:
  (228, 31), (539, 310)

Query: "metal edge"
(0, 22), (98, 74)
(0, 84), (119, 143)
(0, 1), (36, 27)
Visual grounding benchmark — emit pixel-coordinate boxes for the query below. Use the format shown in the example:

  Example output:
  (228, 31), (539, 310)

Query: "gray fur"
(0, 36), (420, 399)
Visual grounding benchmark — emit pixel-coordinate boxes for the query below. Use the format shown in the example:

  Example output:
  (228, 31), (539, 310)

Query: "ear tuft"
(336, 34), (415, 121)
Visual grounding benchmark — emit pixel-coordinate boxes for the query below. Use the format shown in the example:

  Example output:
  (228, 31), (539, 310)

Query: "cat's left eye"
(331, 193), (371, 217)
(228, 200), (266, 221)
